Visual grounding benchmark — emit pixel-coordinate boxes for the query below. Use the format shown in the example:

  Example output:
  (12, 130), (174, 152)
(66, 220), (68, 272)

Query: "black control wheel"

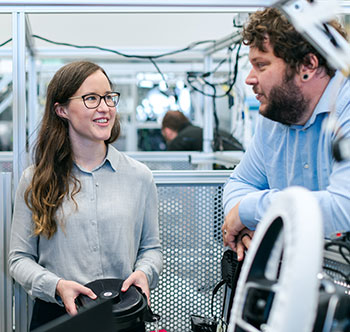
(228, 187), (324, 332)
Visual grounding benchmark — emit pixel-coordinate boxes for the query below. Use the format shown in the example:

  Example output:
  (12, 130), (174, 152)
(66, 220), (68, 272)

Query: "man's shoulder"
(180, 124), (202, 135)
(168, 125), (203, 150)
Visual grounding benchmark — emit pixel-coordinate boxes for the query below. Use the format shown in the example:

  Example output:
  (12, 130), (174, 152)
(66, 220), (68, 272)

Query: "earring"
(303, 74), (309, 81)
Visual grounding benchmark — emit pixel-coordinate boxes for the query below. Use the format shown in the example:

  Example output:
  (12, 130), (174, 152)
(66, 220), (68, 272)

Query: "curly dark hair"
(242, 7), (348, 77)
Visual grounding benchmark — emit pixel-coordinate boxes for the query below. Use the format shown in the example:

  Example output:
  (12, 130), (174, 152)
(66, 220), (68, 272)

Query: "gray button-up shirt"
(9, 145), (163, 303)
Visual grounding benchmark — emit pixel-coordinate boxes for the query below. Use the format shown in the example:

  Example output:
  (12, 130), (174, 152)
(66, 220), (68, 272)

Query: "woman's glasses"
(69, 92), (120, 109)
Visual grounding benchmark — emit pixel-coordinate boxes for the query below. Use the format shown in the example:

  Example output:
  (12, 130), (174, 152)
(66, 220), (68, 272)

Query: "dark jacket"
(167, 124), (202, 151)
(167, 124), (243, 151)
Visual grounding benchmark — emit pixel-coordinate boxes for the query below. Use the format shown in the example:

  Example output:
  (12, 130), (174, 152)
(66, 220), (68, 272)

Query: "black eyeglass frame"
(68, 92), (120, 109)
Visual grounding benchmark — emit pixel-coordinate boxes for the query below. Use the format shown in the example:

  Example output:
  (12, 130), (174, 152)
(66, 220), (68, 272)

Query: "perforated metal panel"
(147, 183), (225, 332)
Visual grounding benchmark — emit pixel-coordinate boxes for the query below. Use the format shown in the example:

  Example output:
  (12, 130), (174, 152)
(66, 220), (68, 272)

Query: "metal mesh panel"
(147, 183), (225, 332)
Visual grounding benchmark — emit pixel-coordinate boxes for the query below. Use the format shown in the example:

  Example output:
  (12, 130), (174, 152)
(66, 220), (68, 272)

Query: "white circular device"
(228, 186), (324, 332)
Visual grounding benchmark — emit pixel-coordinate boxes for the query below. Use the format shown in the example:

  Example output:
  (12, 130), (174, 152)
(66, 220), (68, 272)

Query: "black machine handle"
(144, 305), (160, 323)
(137, 290), (160, 323)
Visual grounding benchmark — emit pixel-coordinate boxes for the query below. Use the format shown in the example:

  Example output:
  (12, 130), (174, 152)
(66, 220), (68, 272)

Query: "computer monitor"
(32, 299), (115, 332)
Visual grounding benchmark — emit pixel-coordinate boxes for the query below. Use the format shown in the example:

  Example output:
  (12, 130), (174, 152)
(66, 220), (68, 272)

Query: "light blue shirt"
(223, 72), (350, 237)
(9, 145), (163, 303)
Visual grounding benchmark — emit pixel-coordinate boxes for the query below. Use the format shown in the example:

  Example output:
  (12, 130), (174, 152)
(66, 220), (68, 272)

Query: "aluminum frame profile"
(12, 13), (32, 332)
(126, 150), (243, 163)
(203, 31), (242, 57)
(0, 172), (13, 332)
(12, 11), (28, 188)
(0, 0), (349, 14)
(202, 30), (243, 153)
(203, 54), (214, 153)
(0, 1), (273, 13)
(152, 169), (232, 184)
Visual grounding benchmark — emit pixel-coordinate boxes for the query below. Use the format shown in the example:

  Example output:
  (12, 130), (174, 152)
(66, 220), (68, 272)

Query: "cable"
(221, 284), (228, 319)
(1, 33), (240, 98)
(324, 236), (350, 284)
(30, 34), (227, 92)
(186, 41), (242, 99)
(1, 34), (241, 96)
(325, 241), (350, 265)
(0, 38), (12, 47)
(211, 52), (231, 76)
(2, 33), (244, 138)
(322, 265), (350, 284)
(148, 57), (168, 90)
(32, 34), (217, 60)
(186, 42), (243, 151)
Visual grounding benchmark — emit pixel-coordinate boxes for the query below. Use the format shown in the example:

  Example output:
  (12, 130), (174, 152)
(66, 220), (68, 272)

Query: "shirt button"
(95, 183), (99, 187)
(304, 163), (309, 169)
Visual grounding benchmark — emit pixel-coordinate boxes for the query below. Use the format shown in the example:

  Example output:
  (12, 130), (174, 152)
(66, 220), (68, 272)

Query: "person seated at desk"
(161, 110), (243, 151)
(161, 110), (202, 151)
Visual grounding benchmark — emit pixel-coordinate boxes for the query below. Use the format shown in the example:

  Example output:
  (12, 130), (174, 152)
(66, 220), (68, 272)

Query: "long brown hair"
(242, 7), (348, 78)
(25, 61), (121, 239)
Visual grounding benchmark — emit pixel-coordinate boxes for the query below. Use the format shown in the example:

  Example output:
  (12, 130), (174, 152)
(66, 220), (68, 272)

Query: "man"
(161, 110), (243, 151)
(222, 7), (350, 260)
(161, 110), (202, 151)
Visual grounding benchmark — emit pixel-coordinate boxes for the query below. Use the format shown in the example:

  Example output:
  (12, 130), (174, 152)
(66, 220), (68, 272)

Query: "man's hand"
(56, 279), (97, 316)
(222, 202), (254, 260)
(222, 202), (245, 250)
(121, 270), (150, 305)
(235, 229), (255, 261)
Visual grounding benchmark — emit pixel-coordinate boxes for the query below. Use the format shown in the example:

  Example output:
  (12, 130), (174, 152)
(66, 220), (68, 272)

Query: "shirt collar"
(74, 145), (119, 173)
(103, 145), (119, 172)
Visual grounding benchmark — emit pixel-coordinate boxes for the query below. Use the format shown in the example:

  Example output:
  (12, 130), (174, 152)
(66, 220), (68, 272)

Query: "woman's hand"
(56, 279), (97, 315)
(121, 271), (150, 305)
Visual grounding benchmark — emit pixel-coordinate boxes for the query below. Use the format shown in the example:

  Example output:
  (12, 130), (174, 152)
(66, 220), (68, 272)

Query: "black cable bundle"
(324, 232), (350, 284)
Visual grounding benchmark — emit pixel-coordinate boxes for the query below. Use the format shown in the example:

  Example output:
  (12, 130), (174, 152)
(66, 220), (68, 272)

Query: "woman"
(8, 61), (163, 331)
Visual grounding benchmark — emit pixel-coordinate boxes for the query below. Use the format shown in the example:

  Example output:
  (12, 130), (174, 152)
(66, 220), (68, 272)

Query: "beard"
(260, 76), (310, 125)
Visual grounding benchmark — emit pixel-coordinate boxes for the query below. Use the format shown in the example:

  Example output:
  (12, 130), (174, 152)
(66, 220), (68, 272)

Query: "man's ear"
(300, 53), (319, 82)
(54, 102), (69, 120)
